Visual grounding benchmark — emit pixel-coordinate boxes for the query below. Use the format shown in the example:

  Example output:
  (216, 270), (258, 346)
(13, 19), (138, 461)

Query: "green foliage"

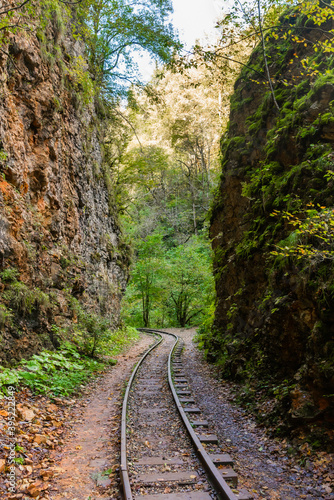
(202, 2), (334, 399)
(224, 23), (334, 262)
(122, 230), (214, 328)
(165, 237), (214, 327)
(0, 149), (8, 163)
(0, 343), (102, 398)
(64, 295), (137, 357)
(124, 231), (166, 327)
(68, 55), (95, 105)
(0, 304), (13, 330)
(0, 267), (20, 283)
(0, 0), (180, 104)
(3, 282), (50, 316)
(197, 0), (333, 124)
(98, 325), (139, 356)
(0, 324), (138, 398)
(76, 0), (181, 97)
(271, 203), (334, 262)
(73, 310), (110, 357)
(195, 302), (216, 350)
(116, 66), (223, 329)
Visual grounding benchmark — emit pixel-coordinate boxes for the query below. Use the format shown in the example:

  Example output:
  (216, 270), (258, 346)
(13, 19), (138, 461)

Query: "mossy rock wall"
(0, 13), (129, 364)
(209, 11), (334, 439)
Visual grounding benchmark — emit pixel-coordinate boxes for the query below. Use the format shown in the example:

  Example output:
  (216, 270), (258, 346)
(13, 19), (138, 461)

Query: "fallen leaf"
(26, 481), (43, 498)
(34, 434), (47, 445)
(17, 405), (35, 421)
(47, 404), (58, 412)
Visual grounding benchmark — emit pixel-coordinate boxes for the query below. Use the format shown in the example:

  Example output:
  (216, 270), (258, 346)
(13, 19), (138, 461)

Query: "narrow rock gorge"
(0, 14), (129, 364)
(209, 10), (334, 445)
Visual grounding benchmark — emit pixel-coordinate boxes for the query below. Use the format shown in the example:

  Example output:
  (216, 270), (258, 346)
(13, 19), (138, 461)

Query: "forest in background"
(118, 66), (229, 328)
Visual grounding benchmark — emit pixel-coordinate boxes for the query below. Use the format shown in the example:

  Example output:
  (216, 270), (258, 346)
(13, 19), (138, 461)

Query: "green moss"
(0, 267), (20, 283)
(313, 69), (334, 91)
(3, 282), (51, 316)
(230, 96), (253, 113)
(0, 304), (13, 329)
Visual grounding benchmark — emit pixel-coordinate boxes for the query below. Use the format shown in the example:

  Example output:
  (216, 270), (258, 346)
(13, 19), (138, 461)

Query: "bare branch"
(113, 108), (143, 151)
(0, 47), (23, 73)
(0, 0), (30, 16)
(320, 0), (334, 11)
(194, 46), (265, 79)
(59, 0), (83, 4)
(257, 0), (280, 110)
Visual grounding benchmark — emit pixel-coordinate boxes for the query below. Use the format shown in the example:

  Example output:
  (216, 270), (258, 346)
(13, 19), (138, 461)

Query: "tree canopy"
(77, 0), (181, 96)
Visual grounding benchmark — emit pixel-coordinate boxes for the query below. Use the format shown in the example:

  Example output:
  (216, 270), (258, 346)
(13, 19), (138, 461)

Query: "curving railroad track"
(120, 328), (253, 500)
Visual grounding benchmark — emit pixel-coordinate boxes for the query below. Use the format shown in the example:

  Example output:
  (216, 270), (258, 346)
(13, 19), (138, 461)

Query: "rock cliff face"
(209, 12), (334, 442)
(0, 20), (129, 364)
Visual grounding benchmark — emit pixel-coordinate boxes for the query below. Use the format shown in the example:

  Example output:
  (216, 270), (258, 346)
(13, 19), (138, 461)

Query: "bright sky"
(172, 0), (225, 50)
(138, 0), (227, 81)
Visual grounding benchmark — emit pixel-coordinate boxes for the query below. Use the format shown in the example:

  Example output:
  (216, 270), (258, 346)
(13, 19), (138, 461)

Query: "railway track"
(120, 328), (253, 500)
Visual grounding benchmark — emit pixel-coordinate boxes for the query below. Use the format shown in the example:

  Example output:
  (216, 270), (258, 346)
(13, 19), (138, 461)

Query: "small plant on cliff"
(0, 304), (12, 330)
(0, 149), (8, 163)
(3, 282), (51, 316)
(0, 267), (20, 283)
(3, 282), (36, 316)
(68, 55), (95, 105)
(271, 202), (334, 262)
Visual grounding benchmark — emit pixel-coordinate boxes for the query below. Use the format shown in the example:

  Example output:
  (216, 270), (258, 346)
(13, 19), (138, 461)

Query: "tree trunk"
(192, 202), (198, 235)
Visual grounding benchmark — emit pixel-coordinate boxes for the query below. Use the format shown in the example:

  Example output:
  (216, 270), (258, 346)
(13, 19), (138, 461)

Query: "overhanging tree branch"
(319, 0), (334, 11)
(193, 47), (266, 79)
(0, 0), (30, 16)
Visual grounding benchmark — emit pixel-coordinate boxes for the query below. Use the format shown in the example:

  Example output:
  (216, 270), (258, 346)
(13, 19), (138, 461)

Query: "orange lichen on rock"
(0, 28), (128, 365)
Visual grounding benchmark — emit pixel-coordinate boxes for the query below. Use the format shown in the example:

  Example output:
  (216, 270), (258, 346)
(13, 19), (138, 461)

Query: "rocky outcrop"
(0, 18), (129, 364)
(209, 11), (334, 442)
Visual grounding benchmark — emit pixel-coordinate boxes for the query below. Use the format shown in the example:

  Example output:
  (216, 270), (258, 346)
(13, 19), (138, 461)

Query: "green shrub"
(73, 312), (111, 357)
(0, 324), (141, 398)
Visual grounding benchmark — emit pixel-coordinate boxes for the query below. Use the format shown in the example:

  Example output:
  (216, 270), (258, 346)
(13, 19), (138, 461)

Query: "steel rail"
(142, 328), (238, 500)
(120, 330), (164, 500)
(121, 327), (239, 500)
(167, 333), (238, 500)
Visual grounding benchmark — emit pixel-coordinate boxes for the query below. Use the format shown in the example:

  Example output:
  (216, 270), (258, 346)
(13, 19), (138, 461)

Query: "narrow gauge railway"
(120, 329), (253, 500)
